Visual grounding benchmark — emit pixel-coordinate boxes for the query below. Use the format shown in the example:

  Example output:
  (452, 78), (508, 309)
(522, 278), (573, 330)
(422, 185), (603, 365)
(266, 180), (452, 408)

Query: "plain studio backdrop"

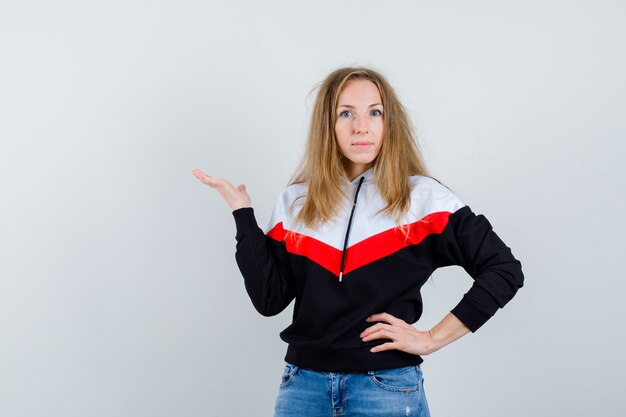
(1, 1), (624, 416)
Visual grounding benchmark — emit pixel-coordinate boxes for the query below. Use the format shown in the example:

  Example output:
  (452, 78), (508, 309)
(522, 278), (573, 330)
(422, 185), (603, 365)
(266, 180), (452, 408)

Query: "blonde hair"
(287, 67), (430, 238)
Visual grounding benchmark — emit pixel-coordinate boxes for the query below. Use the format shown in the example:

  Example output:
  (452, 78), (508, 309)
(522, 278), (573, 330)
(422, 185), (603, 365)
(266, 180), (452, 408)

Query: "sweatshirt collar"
(346, 166), (375, 185)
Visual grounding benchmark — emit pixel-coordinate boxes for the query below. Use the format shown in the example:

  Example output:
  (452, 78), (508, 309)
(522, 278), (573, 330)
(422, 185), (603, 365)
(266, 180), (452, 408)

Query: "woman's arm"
(232, 207), (297, 316)
(437, 205), (525, 332)
(193, 168), (297, 316)
(362, 205), (524, 356)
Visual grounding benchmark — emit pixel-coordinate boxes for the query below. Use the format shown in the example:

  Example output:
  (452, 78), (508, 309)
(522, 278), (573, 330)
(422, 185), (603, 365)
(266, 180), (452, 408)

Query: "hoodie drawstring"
(339, 176), (365, 282)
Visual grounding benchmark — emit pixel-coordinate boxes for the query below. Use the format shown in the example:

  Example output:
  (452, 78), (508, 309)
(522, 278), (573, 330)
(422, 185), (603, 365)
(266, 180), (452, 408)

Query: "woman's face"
(334, 79), (384, 180)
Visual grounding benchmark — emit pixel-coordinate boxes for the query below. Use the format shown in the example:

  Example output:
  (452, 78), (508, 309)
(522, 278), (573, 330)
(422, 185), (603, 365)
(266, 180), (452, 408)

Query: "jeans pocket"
(367, 365), (420, 393)
(279, 362), (299, 388)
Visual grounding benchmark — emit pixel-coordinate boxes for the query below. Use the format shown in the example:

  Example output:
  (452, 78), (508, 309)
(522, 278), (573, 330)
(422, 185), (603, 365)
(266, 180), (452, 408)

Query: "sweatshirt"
(231, 167), (524, 372)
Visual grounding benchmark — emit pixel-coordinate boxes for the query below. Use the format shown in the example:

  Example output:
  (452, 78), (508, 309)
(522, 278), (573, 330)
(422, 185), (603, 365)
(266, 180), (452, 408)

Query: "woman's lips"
(352, 142), (373, 149)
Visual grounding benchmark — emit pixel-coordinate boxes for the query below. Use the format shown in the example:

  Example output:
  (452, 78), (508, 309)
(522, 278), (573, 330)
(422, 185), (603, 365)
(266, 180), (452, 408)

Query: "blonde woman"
(193, 67), (524, 416)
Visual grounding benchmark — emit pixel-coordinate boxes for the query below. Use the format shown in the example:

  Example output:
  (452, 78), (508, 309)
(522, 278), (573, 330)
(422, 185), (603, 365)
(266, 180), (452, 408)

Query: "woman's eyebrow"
(337, 103), (383, 108)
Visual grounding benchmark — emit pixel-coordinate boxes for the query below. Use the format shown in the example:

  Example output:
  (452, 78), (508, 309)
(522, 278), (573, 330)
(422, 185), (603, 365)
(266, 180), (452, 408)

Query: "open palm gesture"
(192, 168), (251, 211)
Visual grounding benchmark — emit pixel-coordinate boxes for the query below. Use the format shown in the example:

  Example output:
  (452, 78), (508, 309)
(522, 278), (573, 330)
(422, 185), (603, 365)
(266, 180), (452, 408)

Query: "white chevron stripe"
(266, 171), (465, 251)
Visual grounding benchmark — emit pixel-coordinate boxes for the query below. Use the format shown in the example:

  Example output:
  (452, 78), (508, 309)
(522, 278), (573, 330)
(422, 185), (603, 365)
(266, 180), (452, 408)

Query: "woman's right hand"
(192, 168), (251, 211)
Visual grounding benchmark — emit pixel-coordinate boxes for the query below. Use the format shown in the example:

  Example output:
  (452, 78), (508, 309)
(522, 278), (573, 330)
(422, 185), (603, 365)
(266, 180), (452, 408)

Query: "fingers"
(361, 312), (409, 340)
(362, 312), (433, 355)
(367, 312), (406, 327)
(192, 168), (207, 180)
(361, 327), (394, 343)
(360, 323), (394, 340)
(191, 169), (237, 195)
(237, 184), (250, 199)
(370, 341), (398, 353)
(361, 324), (409, 354)
(192, 169), (252, 209)
(192, 169), (222, 188)
(192, 168), (213, 186)
(361, 312), (414, 353)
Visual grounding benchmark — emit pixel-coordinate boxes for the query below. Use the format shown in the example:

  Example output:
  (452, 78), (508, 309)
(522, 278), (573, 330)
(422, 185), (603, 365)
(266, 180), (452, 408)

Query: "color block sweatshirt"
(232, 167), (524, 372)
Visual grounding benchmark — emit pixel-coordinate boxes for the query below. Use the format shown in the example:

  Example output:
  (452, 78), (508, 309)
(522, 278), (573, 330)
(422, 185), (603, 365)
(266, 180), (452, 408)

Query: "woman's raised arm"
(193, 168), (296, 316)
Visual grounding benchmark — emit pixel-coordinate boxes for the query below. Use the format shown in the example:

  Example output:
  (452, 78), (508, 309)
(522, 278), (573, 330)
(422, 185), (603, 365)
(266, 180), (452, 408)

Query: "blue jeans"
(273, 362), (431, 417)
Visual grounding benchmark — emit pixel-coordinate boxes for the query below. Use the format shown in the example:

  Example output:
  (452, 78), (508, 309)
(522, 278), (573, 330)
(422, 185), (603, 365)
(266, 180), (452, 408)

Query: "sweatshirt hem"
(285, 345), (423, 373)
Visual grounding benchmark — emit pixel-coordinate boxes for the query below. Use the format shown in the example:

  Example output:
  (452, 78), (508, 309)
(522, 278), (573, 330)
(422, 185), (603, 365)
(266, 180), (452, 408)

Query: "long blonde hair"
(287, 67), (430, 235)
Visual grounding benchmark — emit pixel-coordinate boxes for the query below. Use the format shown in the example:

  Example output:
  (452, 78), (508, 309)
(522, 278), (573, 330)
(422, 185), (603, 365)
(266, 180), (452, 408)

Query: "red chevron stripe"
(266, 211), (452, 278)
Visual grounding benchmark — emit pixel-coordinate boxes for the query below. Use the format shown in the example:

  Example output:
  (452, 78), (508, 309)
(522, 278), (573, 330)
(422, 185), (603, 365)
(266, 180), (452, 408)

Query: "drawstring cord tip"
(339, 272), (343, 282)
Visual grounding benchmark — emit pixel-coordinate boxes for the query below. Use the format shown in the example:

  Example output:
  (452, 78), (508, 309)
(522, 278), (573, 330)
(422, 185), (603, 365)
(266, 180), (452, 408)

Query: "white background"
(1, 1), (624, 416)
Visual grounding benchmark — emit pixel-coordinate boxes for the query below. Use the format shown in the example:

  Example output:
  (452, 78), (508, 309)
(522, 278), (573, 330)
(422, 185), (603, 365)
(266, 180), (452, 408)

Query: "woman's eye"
(371, 109), (382, 117)
(339, 110), (352, 118)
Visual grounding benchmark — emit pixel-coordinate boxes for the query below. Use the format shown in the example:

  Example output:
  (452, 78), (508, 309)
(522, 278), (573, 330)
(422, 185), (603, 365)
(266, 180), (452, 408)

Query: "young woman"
(192, 67), (524, 416)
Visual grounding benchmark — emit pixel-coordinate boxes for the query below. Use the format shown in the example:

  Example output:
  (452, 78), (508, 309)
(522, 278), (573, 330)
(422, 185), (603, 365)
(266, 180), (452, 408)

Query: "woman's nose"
(353, 115), (369, 134)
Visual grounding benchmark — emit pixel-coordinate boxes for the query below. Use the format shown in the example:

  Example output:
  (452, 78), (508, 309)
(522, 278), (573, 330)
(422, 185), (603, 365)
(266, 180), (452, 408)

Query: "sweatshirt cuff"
(232, 207), (259, 239)
(450, 285), (500, 332)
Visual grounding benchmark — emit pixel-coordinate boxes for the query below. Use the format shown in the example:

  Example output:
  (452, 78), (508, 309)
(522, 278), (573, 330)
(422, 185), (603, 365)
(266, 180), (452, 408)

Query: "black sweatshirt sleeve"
(435, 205), (524, 332)
(232, 207), (296, 317)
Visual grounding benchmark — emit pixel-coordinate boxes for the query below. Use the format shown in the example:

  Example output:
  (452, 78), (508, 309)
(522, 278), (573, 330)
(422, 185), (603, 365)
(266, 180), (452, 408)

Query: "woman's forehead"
(338, 79), (382, 106)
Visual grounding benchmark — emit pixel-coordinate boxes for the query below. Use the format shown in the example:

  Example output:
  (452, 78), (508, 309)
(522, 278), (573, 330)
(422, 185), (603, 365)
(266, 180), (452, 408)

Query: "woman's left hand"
(360, 312), (437, 356)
